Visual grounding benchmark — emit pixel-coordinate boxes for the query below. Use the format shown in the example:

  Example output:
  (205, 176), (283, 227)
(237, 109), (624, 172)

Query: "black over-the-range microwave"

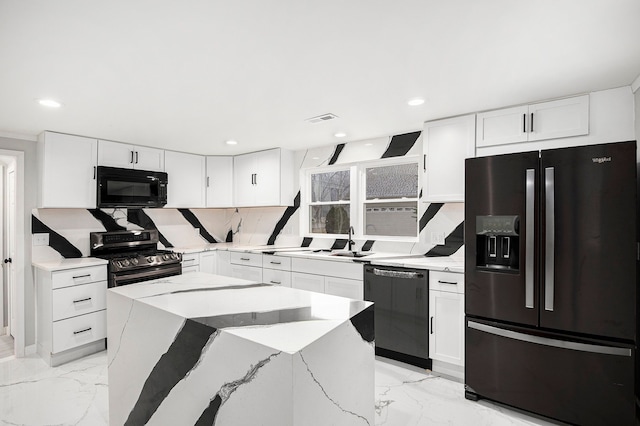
(96, 166), (168, 208)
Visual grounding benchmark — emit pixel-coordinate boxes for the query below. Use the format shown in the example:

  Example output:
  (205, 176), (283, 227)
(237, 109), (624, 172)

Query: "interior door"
(7, 169), (15, 338)
(540, 142), (636, 340)
(464, 151), (539, 326)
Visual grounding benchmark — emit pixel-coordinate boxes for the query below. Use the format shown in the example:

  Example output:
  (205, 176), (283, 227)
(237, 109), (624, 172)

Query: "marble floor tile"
(0, 351), (563, 425)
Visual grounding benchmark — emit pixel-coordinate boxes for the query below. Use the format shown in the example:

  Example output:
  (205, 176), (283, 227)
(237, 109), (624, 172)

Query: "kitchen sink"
(330, 251), (371, 258)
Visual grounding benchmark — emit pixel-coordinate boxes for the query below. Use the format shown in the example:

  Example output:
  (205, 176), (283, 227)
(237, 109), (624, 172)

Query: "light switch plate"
(32, 233), (50, 246)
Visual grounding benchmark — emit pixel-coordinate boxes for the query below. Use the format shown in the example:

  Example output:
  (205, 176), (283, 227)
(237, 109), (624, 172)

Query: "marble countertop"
(32, 257), (108, 272)
(109, 272), (373, 353)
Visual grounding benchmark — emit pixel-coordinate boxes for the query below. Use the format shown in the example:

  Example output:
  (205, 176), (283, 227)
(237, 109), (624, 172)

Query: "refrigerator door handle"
(545, 167), (555, 311)
(525, 169), (535, 309)
(467, 321), (632, 357)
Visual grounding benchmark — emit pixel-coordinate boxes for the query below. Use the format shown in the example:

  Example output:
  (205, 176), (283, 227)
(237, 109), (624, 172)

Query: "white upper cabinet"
(206, 156), (233, 208)
(38, 132), (98, 208)
(164, 151), (206, 208)
(477, 95), (589, 147)
(98, 140), (164, 171)
(422, 114), (476, 202)
(233, 148), (295, 207)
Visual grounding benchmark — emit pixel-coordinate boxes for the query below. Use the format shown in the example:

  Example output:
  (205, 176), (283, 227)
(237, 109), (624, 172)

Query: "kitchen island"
(107, 272), (374, 426)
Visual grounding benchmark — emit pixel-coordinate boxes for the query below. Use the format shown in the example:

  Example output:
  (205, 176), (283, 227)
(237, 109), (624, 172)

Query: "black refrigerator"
(464, 141), (638, 426)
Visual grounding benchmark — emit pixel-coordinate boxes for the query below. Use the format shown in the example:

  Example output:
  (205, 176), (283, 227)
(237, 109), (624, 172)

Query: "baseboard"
(24, 344), (37, 356)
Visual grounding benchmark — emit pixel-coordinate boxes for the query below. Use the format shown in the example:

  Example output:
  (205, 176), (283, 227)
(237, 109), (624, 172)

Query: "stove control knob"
(171, 253), (179, 260)
(146, 256), (155, 264)
(122, 259), (130, 267)
(130, 258), (139, 266)
(163, 254), (170, 260)
(114, 261), (122, 268)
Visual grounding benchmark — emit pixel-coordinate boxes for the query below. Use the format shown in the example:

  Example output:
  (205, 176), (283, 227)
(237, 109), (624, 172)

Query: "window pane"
(310, 204), (350, 234)
(311, 170), (350, 202)
(364, 201), (417, 237)
(366, 163), (418, 200)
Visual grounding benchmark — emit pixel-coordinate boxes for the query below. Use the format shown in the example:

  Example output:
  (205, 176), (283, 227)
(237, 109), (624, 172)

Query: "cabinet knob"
(3, 258), (11, 264)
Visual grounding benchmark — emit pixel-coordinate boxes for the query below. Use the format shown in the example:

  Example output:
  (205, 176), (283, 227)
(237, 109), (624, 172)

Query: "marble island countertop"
(107, 272), (375, 425)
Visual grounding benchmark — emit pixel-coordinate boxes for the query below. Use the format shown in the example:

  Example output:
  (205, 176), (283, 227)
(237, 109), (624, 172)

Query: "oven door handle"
(372, 268), (424, 279)
(111, 265), (181, 286)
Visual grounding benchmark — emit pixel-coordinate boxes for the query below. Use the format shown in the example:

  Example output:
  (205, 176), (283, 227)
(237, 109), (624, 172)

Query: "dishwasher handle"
(371, 268), (424, 279)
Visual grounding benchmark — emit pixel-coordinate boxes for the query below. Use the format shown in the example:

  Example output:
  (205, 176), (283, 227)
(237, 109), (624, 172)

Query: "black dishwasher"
(364, 265), (431, 368)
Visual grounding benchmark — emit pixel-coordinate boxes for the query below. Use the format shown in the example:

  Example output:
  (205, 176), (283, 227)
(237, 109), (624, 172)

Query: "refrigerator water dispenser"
(476, 215), (519, 271)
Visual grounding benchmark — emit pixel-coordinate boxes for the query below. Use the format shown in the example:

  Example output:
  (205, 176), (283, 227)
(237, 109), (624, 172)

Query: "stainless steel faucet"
(348, 226), (355, 251)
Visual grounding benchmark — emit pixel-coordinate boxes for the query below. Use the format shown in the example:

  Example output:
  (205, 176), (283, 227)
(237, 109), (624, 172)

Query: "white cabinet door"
(134, 145), (165, 171)
(217, 251), (232, 277)
(291, 272), (324, 293)
(181, 253), (199, 271)
(98, 140), (136, 169)
(253, 148), (281, 206)
(199, 251), (217, 274)
(263, 268), (292, 287)
(230, 264), (262, 282)
(476, 95), (589, 148)
(233, 152), (256, 206)
(528, 95), (589, 142)
(423, 114), (476, 202)
(429, 289), (465, 366)
(164, 151), (206, 207)
(476, 105), (529, 147)
(324, 276), (363, 300)
(38, 132), (98, 208)
(206, 156), (233, 207)
(98, 141), (164, 171)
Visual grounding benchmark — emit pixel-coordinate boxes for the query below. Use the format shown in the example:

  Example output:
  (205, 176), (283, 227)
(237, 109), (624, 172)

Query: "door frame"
(0, 150), (24, 357)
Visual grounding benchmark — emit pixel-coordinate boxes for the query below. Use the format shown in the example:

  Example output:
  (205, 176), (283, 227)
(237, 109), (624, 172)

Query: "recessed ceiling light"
(407, 98), (425, 106)
(225, 140), (238, 145)
(38, 99), (62, 108)
(334, 132), (347, 138)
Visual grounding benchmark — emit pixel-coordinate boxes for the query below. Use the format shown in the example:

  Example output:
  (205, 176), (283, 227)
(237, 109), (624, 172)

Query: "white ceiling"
(1, 0), (639, 155)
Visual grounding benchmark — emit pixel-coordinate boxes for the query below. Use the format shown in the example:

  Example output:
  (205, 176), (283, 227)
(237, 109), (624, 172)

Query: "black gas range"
(90, 230), (182, 287)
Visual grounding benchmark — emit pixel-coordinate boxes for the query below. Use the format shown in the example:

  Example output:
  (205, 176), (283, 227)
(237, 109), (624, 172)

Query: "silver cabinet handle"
(73, 327), (92, 335)
(270, 261), (281, 265)
(269, 280), (281, 285)
(72, 297), (92, 304)
(545, 167), (555, 311)
(135, 151), (139, 164)
(206, 176), (210, 187)
(93, 166), (96, 180)
(437, 280), (458, 285)
(130, 150), (134, 164)
(523, 113), (526, 133)
(530, 113), (534, 132)
(240, 257), (250, 261)
(525, 168), (535, 309)
(430, 317), (434, 334)
(183, 259), (196, 264)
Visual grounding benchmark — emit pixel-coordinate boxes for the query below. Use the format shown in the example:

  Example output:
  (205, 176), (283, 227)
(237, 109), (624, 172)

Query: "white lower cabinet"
(216, 251), (232, 276)
(324, 276), (363, 299)
(428, 270), (465, 380)
(35, 265), (108, 367)
(199, 251), (217, 274)
(182, 253), (200, 273)
(263, 268), (291, 287)
(230, 264), (263, 282)
(291, 272), (325, 293)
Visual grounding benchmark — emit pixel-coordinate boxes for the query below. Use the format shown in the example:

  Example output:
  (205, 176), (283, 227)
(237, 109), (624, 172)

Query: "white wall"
(0, 136), (37, 347)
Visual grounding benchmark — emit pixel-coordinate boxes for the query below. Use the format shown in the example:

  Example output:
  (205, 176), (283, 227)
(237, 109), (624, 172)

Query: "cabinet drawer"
(52, 310), (106, 353)
(182, 253), (200, 267)
(230, 251), (262, 267)
(183, 265), (199, 274)
(52, 281), (107, 321)
(263, 268), (291, 287)
(291, 272), (324, 293)
(429, 271), (464, 293)
(51, 266), (107, 289)
(262, 254), (291, 271)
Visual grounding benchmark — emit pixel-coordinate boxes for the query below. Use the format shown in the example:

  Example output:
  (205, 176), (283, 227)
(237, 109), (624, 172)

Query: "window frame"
(301, 156), (420, 241)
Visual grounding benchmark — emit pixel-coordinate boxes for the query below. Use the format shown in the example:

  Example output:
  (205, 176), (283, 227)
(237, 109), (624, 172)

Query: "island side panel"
(293, 317), (375, 426)
(107, 292), (190, 426)
(148, 330), (292, 426)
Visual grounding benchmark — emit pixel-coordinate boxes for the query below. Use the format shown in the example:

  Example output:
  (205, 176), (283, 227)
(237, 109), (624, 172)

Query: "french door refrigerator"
(464, 141), (638, 426)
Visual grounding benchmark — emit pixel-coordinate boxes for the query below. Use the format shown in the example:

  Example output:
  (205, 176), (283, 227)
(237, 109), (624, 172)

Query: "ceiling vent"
(306, 113), (339, 124)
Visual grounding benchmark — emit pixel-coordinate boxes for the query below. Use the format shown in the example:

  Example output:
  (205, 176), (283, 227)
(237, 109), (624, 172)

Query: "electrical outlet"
(33, 233), (50, 246)
(194, 227), (200, 236)
(430, 231), (446, 245)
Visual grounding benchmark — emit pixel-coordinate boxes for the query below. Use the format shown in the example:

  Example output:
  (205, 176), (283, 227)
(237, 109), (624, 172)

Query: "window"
(362, 161), (419, 238)
(303, 157), (419, 239)
(308, 168), (352, 234)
